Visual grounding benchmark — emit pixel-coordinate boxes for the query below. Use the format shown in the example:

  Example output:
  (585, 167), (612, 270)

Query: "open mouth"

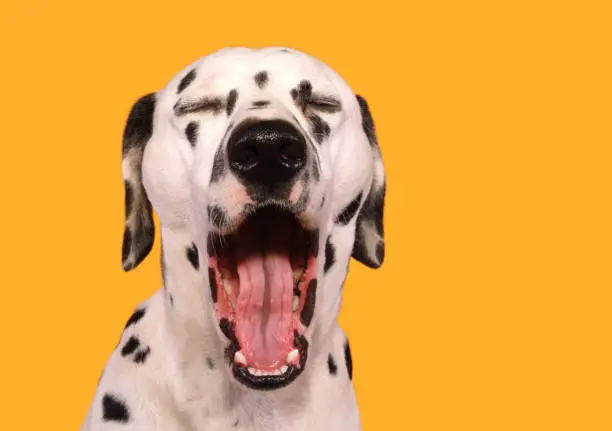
(208, 205), (318, 390)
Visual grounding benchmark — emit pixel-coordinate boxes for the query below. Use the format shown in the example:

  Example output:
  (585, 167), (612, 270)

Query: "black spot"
(169, 293), (174, 306)
(254, 71), (269, 88)
(124, 181), (133, 218)
(102, 393), (130, 423)
(356, 95), (377, 147)
(308, 113), (330, 144)
(291, 80), (312, 111)
(344, 339), (353, 380)
(134, 346), (151, 364)
(327, 354), (338, 376)
(186, 243), (199, 270)
(207, 357), (214, 369)
(335, 192), (363, 225)
(208, 205), (230, 230)
(300, 279), (317, 326)
(293, 286), (301, 297)
(324, 237), (336, 273)
(124, 308), (146, 329)
(121, 227), (132, 265)
(233, 419), (240, 427)
(185, 121), (199, 146)
(219, 318), (238, 344)
(208, 267), (218, 303)
(121, 336), (140, 356)
(226, 89), (238, 116)
(251, 100), (270, 108)
(178, 69), (197, 94)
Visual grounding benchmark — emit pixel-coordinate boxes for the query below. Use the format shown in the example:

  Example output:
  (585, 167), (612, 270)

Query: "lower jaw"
(226, 330), (310, 390)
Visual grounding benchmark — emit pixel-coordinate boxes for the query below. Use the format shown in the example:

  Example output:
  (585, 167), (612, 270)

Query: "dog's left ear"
(121, 93), (156, 271)
(351, 95), (386, 269)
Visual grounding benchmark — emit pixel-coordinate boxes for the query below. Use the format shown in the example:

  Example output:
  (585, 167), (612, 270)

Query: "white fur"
(82, 46), (383, 431)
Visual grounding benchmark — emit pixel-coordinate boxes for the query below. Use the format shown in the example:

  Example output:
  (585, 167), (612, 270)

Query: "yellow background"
(1, 1), (610, 429)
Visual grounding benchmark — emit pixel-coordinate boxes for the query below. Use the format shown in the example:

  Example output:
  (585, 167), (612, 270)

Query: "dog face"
(120, 47), (386, 390)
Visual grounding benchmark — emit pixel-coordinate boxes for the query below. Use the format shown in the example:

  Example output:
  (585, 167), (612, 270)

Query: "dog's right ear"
(121, 93), (156, 271)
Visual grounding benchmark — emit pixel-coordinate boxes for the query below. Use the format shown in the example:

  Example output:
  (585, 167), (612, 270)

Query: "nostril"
(279, 141), (306, 168)
(231, 141), (259, 171)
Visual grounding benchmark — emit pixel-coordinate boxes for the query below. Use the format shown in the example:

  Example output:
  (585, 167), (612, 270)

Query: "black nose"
(228, 120), (307, 186)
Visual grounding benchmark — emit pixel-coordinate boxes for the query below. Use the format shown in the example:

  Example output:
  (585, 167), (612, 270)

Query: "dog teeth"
(293, 296), (299, 312)
(286, 349), (299, 364)
(244, 365), (289, 376)
(234, 351), (247, 366)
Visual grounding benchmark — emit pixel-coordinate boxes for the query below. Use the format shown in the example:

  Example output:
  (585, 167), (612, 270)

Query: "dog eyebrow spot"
(291, 80), (341, 116)
(102, 393), (130, 423)
(327, 354), (338, 376)
(185, 121), (199, 147)
(186, 243), (199, 270)
(226, 89), (239, 116)
(174, 97), (224, 116)
(254, 71), (269, 88)
(291, 80), (312, 111)
(177, 68), (196, 94)
(335, 192), (363, 225)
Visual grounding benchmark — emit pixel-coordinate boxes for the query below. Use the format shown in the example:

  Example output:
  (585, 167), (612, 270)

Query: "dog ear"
(121, 93), (156, 271)
(351, 95), (386, 269)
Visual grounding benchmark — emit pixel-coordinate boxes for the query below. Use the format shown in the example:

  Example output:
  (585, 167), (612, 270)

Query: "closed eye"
(308, 95), (342, 113)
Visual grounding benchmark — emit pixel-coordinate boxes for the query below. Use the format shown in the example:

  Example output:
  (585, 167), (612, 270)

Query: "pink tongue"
(234, 221), (294, 370)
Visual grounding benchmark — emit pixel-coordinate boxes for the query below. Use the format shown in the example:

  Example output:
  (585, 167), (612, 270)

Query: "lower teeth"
(246, 366), (289, 376)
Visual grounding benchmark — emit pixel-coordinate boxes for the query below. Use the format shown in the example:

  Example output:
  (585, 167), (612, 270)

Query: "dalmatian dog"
(81, 46), (386, 431)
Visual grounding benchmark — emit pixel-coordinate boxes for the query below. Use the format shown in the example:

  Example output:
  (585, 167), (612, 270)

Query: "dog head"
(120, 47), (386, 390)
